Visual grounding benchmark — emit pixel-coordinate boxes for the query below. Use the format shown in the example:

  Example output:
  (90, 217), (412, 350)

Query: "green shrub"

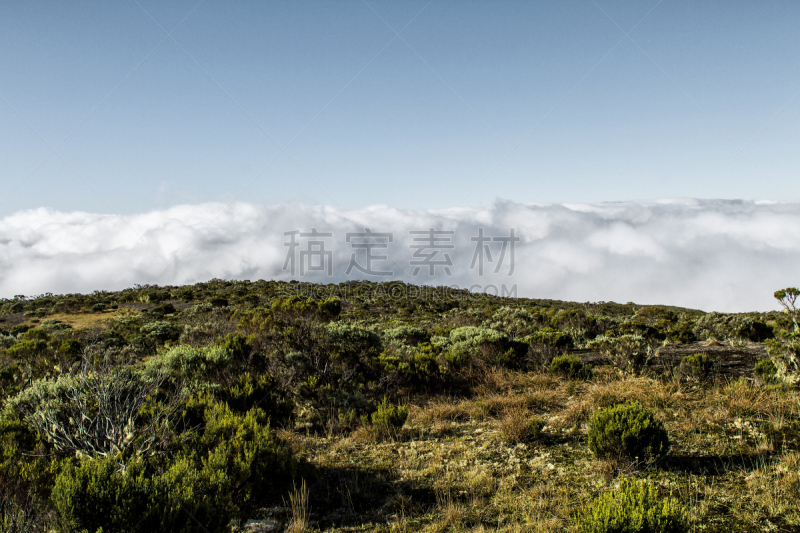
(694, 312), (773, 342)
(370, 397), (409, 430)
(588, 402), (669, 463)
(5, 338), (49, 359)
(678, 353), (713, 381)
(216, 333), (252, 361)
(52, 456), (154, 533)
(754, 358), (778, 384)
(151, 302), (177, 315)
(52, 455), (234, 533)
(52, 401), (296, 532)
(7, 361), (183, 460)
(585, 334), (654, 374)
(139, 320), (179, 343)
(550, 355), (592, 379)
(147, 344), (232, 378)
(59, 339), (82, 358)
(219, 372), (293, 423)
(9, 324), (31, 336)
(208, 297), (229, 307)
(527, 417), (545, 440)
(21, 328), (48, 342)
(318, 297), (342, 318)
(578, 478), (687, 533)
(186, 401), (296, 508)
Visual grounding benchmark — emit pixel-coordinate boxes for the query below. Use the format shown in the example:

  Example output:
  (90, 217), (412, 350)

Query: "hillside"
(0, 279), (797, 532)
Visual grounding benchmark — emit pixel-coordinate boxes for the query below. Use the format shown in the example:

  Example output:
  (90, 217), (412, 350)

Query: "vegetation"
(587, 401), (670, 464)
(577, 478), (687, 533)
(550, 354), (592, 379)
(0, 280), (797, 531)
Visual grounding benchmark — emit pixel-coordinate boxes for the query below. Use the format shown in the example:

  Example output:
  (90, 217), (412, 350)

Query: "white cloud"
(1, 199), (798, 312)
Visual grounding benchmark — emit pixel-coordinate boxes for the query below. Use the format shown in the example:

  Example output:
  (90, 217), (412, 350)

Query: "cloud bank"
(1, 199), (798, 312)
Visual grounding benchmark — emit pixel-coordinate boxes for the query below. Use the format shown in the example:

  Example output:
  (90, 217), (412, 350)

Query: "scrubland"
(0, 280), (798, 532)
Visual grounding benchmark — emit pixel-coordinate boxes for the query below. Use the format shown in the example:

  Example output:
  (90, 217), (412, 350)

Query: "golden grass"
(268, 371), (800, 532)
(31, 309), (139, 330)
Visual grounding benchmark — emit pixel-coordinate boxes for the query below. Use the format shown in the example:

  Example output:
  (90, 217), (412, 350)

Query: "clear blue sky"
(2, 0), (799, 216)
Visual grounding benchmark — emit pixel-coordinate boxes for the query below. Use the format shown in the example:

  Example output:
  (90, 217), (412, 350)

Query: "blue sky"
(1, 0), (799, 216)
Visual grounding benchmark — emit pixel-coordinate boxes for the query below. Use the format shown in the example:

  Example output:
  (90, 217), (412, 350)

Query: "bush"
(550, 355), (592, 379)
(7, 360), (183, 459)
(5, 338), (48, 359)
(370, 397), (409, 431)
(59, 339), (82, 358)
(694, 312), (773, 342)
(208, 297), (229, 307)
(52, 401), (296, 532)
(585, 334), (655, 374)
(188, 401), (297, 507)
(588, 401), (669, 463)
(139, 320), (179, 343)
(147, 344), (232, 379)
(678, 353), (713, 381)
(219, 372), (293, 424)
(52, 455), (234, 533)
(754, 358), (778, 384)
(52, 456), (154, 533)
(578, 478), (687, 533)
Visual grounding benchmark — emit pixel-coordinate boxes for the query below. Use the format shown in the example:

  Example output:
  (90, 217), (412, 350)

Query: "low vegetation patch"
(578, 478), (687, 533)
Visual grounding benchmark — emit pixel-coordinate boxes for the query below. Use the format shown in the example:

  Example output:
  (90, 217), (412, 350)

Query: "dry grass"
(271, 371), (800, 532)
(286, 480), (310, 533)
(35, 309), (138, 330)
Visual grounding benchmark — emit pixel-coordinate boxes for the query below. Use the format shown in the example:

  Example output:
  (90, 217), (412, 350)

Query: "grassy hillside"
(0, 279), (797, 532)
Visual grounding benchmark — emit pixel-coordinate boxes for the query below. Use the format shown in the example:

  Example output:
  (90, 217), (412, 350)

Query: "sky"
(1, 1), (799, 309)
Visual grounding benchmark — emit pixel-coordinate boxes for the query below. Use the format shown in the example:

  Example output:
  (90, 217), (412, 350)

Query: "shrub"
(585, 334), (656, 374)
(526, 327), (573, 366)
(151, 302), (177, 315)
(694, 312), (773, 342)
(52, 456), (154, 533)
(189, 401), (297, 508)
(208, 297), (229, 307)
(139, 320), (180, 343)
(754, 358), (778, 384)
(677, 353), (713, 381)
(318, 297), (342, 319)
(5, 338), (49, 359)
(7, 359), (183, 459)
(52, 454), (234, 533)
(370, 397), (409, 431)
(588, 401), (669, 463)
(147, 344), (232, 379)
(59, 339), (82, 358)
(550, 355), (592, 379)
(219, 372), (293, 423)
(578, 478), (687, 533)
(9, 325), (31, 336)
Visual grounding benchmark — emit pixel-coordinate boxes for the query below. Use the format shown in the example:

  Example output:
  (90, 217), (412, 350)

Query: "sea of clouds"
(1, 198), (798, 312)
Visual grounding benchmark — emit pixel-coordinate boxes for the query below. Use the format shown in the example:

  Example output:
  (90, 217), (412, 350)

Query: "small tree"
(767, 288), (800, 385)
(775, 288), (799, 332)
